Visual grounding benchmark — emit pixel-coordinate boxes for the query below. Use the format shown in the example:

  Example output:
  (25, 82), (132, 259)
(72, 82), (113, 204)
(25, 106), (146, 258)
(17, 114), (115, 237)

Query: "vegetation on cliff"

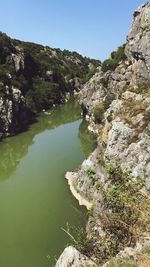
(56, 3), (150, 267)
(0, 32), (100, 113)
(101, 45), (127, 73)
(66, 166), (150, 266)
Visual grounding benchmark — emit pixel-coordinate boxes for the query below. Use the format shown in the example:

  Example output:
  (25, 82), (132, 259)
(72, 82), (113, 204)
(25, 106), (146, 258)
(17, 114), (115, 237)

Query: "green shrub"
(102, 59), (119, 72)
(63, 224), (94, 257)
(0, 84), (5, 96)
(142, 244), (150, 254)
(25, 80), (61, 112)
(86, 168), (96, 177)
(86, 168), (98, 185)
(0, 32), (13, 64)
(0, 65), (11, 85)
(102, 45), (127, 73)
(93, 101), (109, 123)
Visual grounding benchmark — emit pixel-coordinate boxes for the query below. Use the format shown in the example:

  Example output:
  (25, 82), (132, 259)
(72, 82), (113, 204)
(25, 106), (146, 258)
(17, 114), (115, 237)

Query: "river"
(0, 98), (96, 267)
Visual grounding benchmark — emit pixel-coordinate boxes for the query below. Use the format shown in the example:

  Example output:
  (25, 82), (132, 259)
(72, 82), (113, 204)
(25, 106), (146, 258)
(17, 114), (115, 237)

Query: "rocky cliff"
(0, 33), (100, 139)
(0, 86), (33, 138)
(56, 2), (150, 266)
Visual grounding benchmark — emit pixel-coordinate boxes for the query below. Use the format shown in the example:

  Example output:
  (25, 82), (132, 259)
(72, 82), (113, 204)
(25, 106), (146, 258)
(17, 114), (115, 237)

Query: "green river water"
(0, 98), (96, 267)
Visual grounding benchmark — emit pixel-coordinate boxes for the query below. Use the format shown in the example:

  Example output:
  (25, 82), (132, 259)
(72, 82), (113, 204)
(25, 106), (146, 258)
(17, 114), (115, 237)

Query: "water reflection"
(0, 98), (96, 182)
(0, 98), (80, 182)
(78, 120), (97, 158)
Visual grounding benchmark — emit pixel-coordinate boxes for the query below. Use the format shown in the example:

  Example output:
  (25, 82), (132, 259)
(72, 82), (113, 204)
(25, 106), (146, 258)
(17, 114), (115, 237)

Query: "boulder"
(55, 246), (96, 267)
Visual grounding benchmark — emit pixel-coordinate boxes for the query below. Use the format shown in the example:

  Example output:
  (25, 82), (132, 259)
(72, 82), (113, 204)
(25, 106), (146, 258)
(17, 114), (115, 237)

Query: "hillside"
(56, 2), (150, 267)
(0, 33), (100, 138)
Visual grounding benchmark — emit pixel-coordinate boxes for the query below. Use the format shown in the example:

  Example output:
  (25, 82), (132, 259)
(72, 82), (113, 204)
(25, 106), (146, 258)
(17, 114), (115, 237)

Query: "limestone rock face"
(56, 3), (150, 266)
(80, 69), (109, 114)
(125, 3), (150, 85)
(103, 92), (150, 184)
(80, 3), (150, 115)
(79, 3), (150, 187)
(80, 61), (134, 115)
(69, 77), (83, 92)
(0, 86), (31, 139)
(12, 51), (25, 72)
(55, 246), (96, 267)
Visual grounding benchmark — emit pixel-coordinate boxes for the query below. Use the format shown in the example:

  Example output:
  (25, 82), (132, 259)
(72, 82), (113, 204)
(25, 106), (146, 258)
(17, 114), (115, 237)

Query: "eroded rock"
(55, 246), (96, 267)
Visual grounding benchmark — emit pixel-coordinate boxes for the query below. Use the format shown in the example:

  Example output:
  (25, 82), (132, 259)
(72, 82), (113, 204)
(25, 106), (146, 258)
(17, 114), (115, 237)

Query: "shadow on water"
(0, 97), (96, 182)
(78, 120), (97, 158)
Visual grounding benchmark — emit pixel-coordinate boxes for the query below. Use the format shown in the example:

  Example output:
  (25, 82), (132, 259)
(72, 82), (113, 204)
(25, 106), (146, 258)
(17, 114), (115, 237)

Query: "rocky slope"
(0, 33), (100, 139)
(56, 2), (150, 266)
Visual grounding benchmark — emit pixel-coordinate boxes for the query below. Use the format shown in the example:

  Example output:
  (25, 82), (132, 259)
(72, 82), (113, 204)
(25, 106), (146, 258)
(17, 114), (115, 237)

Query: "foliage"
(63, 165), (150, 266)
(91, 165), (146, 263)
(102, 45), (127, 72)
(0, 32), (101, 113)
(0, 65), (11, 85)
(93, 100), (110, 123)
(104, 165), (143, 222)
(106, 257), (137, 267)
(83, 68), (99, 83)
(86, 168), (98, 185)
(86, 168), (96, 177)
(142, 245), (150, 254)
(63, 224), (94, 256)
(0, 84), (5, 97)
(0, 32), (13, 64)
(25, 80), (61, 112)
(132, 81), (150, 94)
(76, 165), (148, 265)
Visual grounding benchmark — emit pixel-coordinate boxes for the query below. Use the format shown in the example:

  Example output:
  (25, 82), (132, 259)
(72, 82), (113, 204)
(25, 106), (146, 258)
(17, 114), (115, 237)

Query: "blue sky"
(0, 0), (146, 60)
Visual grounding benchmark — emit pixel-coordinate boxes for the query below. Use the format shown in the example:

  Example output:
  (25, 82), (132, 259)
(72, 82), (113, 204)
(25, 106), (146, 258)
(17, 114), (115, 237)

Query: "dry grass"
(134, 198), (150, 238)
(119, 98), (150, 132)
(107, 256), (138, 267)
(136, 254), (150, 267)
(135, 245), (150, 267)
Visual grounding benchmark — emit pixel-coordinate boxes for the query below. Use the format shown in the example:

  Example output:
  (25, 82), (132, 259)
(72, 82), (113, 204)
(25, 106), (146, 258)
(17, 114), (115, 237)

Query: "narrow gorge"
(0, 2), (150, 267)
(0, 33), (100, 139)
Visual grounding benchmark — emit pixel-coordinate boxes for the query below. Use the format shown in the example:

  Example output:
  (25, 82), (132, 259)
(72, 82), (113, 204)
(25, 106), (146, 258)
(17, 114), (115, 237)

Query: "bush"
(0, 65), (11, 85)
(0, 84), (5, 97)
(86, 168), (98, 185)
(25, 80), (61, 112)
(0, 32), (13, 64)
(102, 45), (127, 73)
(93, 101), (108, 123)
(62, 223), (94, 258)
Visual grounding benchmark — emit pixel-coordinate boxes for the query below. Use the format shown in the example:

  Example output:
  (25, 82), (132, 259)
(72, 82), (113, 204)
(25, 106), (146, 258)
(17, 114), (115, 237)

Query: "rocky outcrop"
(69, 77), (83, 92)
(12, 49), (25, 72)
(104, 91), (150, 184)
(79, 2), (150, 188)
(80, 3), (150, 115)
(0, 86), (32, 139)
(125, 2), (150, 85)
(56, 2), (150, 266)
(55, 246), (96, 267)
